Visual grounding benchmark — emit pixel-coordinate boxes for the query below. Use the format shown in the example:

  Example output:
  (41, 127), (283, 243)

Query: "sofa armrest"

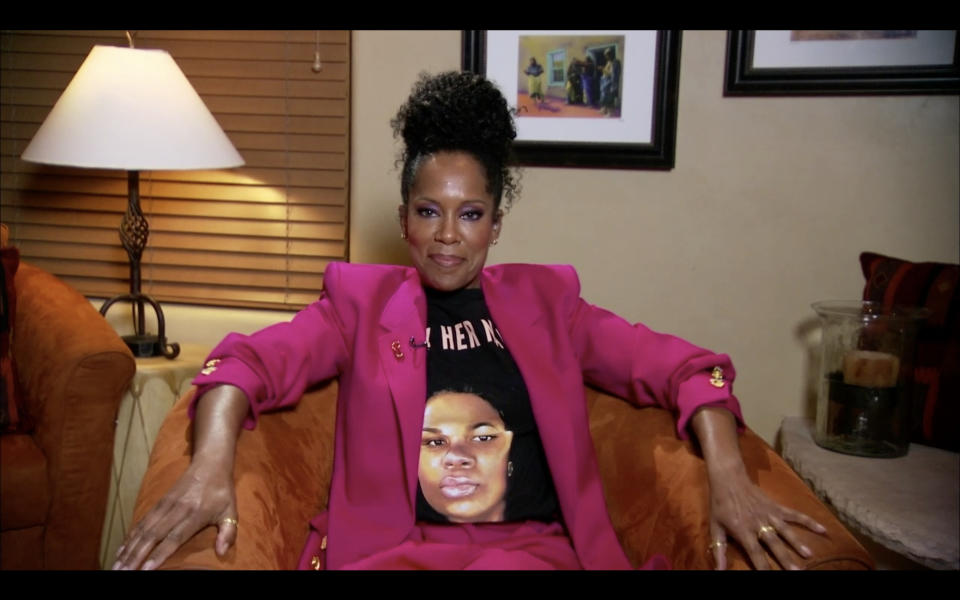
(586, 387), (873, 570)
(12, 261), (135, 569)
(133, 381), (338, 569)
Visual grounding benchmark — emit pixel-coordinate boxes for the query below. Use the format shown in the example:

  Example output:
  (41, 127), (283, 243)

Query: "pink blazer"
(192, 262), (743, 569)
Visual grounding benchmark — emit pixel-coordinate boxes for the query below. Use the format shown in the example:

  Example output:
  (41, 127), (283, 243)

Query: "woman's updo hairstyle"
(392, 71), (519, 211)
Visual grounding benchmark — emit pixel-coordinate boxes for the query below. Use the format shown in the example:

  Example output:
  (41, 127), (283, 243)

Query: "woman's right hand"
(112, 384), (250, 570)
(111, 458), (238, 570)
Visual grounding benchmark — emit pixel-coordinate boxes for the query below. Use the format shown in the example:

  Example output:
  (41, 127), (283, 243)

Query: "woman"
(581, 55), (598, 108)
(114, 71), (824, 571)
(524, 57), (544, 107)
(599, 48), (621, 116)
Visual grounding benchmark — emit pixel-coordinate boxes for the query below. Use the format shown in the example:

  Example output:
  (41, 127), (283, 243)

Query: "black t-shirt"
(415, 286), (560, 524)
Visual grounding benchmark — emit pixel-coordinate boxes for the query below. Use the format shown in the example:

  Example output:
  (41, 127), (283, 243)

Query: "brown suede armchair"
(134, 382), (873, 570)
(1, 235), (136, 569)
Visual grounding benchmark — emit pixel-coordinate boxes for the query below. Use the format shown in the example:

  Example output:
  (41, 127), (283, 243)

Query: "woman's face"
(419, 392), (514, 523)
(400, 151), (500, 291)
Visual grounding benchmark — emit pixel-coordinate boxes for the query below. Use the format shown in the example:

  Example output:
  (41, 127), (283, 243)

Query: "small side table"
(780, 416), (959, 570)
(98, 343), (210, 569)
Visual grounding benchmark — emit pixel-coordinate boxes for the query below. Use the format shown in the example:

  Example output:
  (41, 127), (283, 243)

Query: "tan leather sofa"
(1, 226), (136, 569)
(135, 382), (874, 570)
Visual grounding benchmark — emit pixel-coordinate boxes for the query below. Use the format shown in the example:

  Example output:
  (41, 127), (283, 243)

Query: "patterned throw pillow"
(860, 252), (959, 452)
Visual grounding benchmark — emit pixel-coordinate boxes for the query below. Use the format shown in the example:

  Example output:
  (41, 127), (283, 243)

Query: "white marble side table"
(98, 343), (211, 569)
(779, 416), (958, 570)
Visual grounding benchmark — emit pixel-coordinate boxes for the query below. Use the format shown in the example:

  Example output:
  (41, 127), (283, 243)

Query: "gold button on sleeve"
(709, 366), (725, 388)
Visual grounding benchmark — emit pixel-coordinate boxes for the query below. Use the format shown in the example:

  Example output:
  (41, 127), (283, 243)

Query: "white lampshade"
(22, 44), (244, 171)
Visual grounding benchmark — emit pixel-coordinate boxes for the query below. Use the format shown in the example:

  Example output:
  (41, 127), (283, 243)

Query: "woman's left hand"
(691, 406), (827, 570)
(707, 467), (826, 570)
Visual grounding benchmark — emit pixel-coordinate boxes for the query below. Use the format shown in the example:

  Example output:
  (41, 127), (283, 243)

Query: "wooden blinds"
(1, 30), (350, 310)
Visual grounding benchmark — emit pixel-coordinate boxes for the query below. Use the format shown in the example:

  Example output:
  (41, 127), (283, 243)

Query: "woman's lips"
(430, 254), (464, 268)
(440, 476), (478, 498)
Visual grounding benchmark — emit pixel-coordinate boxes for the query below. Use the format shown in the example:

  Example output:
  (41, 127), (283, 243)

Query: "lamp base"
(96, 171), (180, 360)
(122, 334), (180, 359)
(100, 292), (180, 360)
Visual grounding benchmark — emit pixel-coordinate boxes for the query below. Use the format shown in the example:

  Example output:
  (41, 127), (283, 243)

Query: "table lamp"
(21, 41), (244, 359)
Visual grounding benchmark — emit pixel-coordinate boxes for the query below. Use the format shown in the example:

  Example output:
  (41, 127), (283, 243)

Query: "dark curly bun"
(392, 71), (519, 210)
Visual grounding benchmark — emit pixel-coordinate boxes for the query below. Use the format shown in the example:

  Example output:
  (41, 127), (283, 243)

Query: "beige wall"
(350, 30), (959, 445)
(148, 30), (957, 446)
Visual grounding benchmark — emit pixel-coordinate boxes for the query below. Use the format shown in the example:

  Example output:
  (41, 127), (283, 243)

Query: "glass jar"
(811, 300), (928, 458)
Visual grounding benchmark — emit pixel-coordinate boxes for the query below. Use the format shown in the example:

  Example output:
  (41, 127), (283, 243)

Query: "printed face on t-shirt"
(419, 392), (514, 523)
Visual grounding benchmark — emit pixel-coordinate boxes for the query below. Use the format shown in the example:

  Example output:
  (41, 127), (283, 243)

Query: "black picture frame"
(725, 30), (960, 96)
(462, 30), (681, 170)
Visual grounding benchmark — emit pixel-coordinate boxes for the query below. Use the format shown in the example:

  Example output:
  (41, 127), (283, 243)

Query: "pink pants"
(298, 518), (670, 570)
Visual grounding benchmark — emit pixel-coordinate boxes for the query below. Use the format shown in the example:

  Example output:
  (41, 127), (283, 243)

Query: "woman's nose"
(434, 216), (459, 244)
(443, 442), (474, 468)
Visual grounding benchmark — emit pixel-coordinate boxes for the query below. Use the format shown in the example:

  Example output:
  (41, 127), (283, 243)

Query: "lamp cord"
(283, 36), (292, 307)
(142, 172), (155, 332)
(312, 30), (323, 73)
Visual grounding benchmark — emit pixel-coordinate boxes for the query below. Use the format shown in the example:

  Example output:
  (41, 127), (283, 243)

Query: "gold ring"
(757, 524), (776, 538)
(707, 540), (727, 552)
(219, 517), (238, 527)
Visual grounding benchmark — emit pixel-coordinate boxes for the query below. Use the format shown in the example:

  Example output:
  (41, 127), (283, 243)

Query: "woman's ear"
(398, 204), (408, 239)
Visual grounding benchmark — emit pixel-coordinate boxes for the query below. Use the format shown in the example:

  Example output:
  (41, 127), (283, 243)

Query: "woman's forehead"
(424, 392), (503, 426)
(409, 152), (489, 195)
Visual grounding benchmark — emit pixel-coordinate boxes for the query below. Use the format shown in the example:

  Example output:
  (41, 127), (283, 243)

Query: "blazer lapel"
(377, 271), (429, 503)
(482, 266), (630, 569)
(480, 268), (581, 487)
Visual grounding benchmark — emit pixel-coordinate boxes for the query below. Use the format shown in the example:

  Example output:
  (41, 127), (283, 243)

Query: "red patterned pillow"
(860, 252), (959, 452)
(1, 244), (30, 433)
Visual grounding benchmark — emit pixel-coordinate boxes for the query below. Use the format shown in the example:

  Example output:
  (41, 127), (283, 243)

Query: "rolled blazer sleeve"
(189, 271), (351, 429)
(562, 265), (744, 439)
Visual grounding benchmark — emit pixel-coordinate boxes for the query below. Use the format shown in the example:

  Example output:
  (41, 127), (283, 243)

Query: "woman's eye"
(461, 210), (483, 221)
(424, 438), (446, 447)
(417, 207), (437, 217)
(473, 434), (496, 442)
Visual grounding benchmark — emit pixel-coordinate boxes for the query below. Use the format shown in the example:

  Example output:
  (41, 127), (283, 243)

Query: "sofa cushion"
(0, 433), (50, 530)
(860, 251), (959, 452)
(1, 243), (30, 433)
(0, 526), (45, 570)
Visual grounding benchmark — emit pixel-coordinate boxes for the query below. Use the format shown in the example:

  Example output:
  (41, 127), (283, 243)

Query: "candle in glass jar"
(842, 350), (899, 388)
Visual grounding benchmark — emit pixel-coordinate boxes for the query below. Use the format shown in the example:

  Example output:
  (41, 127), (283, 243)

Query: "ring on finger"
(757, 524), (776, 539)
(707, 539), (727, 552)
(219, 517), (238, 528)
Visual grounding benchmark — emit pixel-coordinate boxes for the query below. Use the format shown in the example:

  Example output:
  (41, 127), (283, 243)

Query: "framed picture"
(725, 30), (959, 96)
(462, 30), (680, 170)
